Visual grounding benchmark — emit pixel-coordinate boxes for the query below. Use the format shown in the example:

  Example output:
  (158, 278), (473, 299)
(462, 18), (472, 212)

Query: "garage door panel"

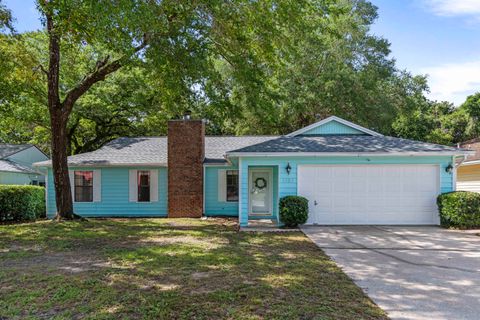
(350, 197), (366, 207)
(351, 167), (366, 177)
(333, 167), (350, 177)
(350, 179), (368, 192)
(298, 165), (440, 225)
(368, 182), (385, 193)
(333, 182), (349, 193)
(315, 182), (331, 192)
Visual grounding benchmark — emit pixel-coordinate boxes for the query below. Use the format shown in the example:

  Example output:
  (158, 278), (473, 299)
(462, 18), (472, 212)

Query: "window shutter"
(93, 170), (101, 202)
(218, 169), (226, 202)
(129, 170), (137, 202)
(150, 169), (159, 202)
(68, 170), (74, 201)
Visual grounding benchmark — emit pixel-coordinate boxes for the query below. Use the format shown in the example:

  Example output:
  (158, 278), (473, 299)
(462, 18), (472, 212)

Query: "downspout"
(276, 165), (281, 227)
(202, 163), (206, 216)
(238, 157), (243, 227)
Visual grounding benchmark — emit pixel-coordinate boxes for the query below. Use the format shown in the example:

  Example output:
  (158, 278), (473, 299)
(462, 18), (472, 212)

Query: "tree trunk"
(43, 9), (145, 220)
(50, 109), (76, 219)
(46, 11), (78, 220)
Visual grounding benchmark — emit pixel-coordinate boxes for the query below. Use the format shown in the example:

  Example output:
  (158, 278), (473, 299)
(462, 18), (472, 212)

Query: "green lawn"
(0, 218), (387, 319)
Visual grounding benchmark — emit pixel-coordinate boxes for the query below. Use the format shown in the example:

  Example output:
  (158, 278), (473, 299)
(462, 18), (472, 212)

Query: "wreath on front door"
(254, 177), (267, 190)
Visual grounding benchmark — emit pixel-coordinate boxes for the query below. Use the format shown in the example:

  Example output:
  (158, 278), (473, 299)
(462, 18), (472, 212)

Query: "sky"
(5, 0), (480, 106)
(370, 0), (480, 105)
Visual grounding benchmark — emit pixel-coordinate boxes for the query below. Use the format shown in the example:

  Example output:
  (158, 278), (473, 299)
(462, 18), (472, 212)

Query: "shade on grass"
(0, 218), (387, 319)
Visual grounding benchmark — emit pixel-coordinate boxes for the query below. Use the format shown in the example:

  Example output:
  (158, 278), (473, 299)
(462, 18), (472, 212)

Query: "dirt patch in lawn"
(0, 218), (387, 319)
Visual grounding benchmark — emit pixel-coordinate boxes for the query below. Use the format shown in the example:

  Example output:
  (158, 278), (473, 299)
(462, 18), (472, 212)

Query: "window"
(137, 170), (150, 202)
(226, 170), (239, 202)
(74, 171), (93, 202)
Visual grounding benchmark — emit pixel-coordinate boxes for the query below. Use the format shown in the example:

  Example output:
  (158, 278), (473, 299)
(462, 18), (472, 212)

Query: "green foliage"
(0, 0), (437, 151)
(201, 0), (424, 135)
(393, 91), (480, 145)
(0, 185), (46, 222)
(1, 0), (477, 151)
(0, 0), (13, 33)
(0, 32), (169, 153)
(437, 191), (480, 229)
(279, 196), (309, 227)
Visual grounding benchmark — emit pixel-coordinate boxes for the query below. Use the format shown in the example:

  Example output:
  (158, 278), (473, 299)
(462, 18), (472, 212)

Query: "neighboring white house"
(0, 144), (49, 185)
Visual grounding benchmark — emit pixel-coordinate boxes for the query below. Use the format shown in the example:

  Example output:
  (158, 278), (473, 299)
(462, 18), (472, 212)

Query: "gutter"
(34, 160), (234, 168)
(33, 162), (169, 168)
(226, 151), (475, 157)
(458, 159), (480, 166)
(0, 169), (40, 174)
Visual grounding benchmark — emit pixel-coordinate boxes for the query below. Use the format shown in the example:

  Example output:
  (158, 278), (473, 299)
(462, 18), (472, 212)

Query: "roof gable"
(286, 116), (382, 137)
(0, 144), (33, 159)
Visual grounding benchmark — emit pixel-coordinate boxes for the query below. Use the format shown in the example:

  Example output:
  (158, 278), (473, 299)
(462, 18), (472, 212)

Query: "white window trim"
(218, 169), (239, 203)
(129, 169), (159, 203)
(226, 169), (239, 203)
(70, 170), (100, 203)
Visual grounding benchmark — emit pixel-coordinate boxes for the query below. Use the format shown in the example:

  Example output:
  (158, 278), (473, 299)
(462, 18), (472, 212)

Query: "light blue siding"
(0, 172), (33, 185)
(239, 156), (454, 227)
(204, 166), (239, 216)
(1, 146), (49, 185)
(43, 156), (455, 223)
(46, 167), (167, 218)
(7, 146), (49, 170)
(302, 120), (365, 135)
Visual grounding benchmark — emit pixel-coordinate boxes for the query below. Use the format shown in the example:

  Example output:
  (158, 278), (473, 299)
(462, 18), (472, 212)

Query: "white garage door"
(298, 165), (440, 225)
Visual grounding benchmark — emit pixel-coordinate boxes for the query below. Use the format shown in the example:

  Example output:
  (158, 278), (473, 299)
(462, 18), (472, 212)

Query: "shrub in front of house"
(0, 185), (46, 222)
(279, 195), (309, 228)
(437, 191), (480, 229)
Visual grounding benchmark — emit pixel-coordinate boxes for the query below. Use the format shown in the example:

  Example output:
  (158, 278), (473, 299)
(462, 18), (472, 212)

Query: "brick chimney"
(167, 114), (205, 218)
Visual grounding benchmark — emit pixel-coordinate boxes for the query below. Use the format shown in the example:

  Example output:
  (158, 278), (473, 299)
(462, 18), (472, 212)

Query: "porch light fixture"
(285, 162), (292, 175)
(445, 163), (454, 174)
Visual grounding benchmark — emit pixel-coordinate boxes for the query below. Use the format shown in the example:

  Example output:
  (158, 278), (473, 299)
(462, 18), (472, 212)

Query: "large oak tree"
(21, 0), (324, 219)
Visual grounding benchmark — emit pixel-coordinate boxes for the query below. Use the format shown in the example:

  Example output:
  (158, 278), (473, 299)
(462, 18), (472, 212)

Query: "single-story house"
(34, 116), (472, 226)
(456, 138), (480, 193)
(0, 144), (49, 185)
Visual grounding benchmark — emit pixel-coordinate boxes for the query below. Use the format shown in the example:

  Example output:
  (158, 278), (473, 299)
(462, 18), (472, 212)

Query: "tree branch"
(37, 64), (48, 75)
(61, 40), (148, 114)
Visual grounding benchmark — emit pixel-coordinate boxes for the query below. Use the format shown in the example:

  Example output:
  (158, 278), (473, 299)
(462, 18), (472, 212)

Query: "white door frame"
(248, 167), (273, 216)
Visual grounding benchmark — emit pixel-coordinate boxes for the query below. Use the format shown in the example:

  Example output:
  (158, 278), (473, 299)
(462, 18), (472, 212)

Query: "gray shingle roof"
(34, 136), (278, 167)
(227, 135), (466, 154)
(204, 136), (278, 164)
(0, 159), (39, 174)
(0, 144), (33, 159)
(34, 137), (169, 167)
(34, 134), (468, 168)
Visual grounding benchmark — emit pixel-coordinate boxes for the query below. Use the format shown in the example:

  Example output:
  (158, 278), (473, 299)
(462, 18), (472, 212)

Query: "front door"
(249, 168), (272, 215)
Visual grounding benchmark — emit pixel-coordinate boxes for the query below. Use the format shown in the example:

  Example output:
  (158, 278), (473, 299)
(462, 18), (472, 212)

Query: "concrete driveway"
(301, 226), (480, 320)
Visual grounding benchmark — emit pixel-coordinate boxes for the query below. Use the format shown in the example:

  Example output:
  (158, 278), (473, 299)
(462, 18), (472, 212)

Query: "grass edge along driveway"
(0, 218), (387, 319)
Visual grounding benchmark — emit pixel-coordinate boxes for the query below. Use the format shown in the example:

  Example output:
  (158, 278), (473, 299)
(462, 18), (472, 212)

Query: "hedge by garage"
(437, 191), (480, 229)
(0, 185), (46, 222)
